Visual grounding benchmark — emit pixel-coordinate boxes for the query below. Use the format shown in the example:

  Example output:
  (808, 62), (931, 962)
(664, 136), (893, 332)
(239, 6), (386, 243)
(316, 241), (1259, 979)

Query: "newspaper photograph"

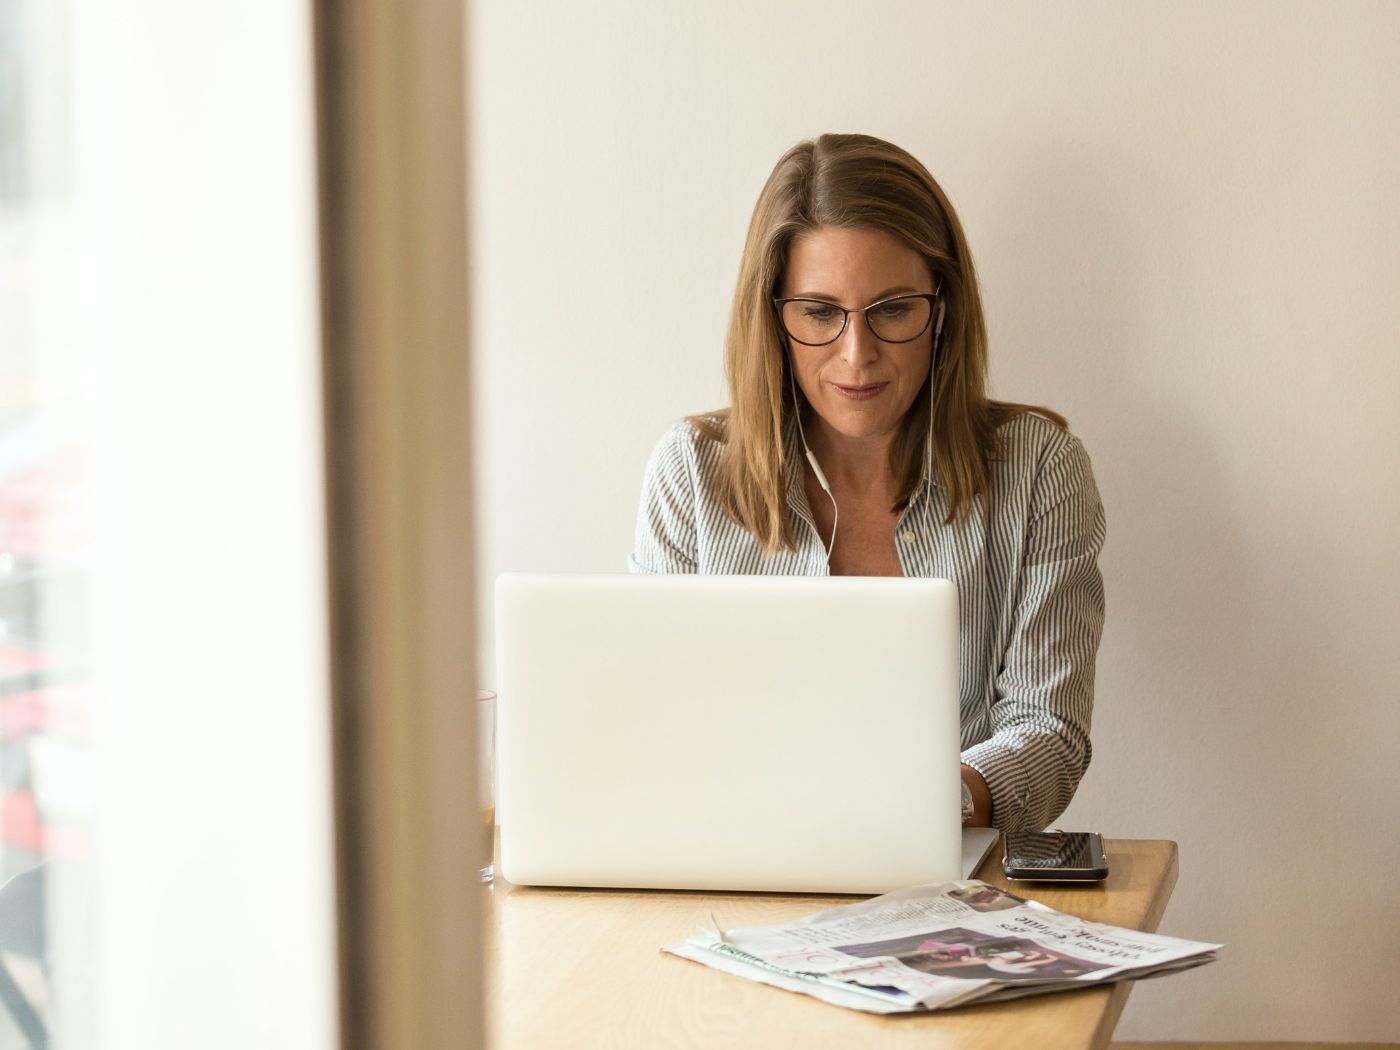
(663, 881), (1220, 1014)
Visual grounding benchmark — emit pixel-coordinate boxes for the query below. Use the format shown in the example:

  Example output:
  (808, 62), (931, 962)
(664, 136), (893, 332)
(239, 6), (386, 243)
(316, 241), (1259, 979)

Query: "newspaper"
(663, 881), (1220, 1014)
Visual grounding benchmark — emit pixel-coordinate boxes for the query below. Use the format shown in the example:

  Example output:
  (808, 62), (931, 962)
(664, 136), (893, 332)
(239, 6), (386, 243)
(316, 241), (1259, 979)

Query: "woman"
(629, 133), (1105, 833)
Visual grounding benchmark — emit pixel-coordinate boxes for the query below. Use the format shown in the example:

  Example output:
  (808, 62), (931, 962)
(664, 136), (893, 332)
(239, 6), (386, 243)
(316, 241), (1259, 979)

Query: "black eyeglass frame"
(771, 291), (941, 347)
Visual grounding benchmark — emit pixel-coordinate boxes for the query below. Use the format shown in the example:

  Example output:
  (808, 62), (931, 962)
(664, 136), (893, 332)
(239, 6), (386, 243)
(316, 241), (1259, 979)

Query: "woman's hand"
(960, 764), (993, 827)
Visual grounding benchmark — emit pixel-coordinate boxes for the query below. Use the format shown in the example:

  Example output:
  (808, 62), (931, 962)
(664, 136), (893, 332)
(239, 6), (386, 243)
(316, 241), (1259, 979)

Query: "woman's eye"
(874, 303), (912, 318)
(802, 305), (839, 321)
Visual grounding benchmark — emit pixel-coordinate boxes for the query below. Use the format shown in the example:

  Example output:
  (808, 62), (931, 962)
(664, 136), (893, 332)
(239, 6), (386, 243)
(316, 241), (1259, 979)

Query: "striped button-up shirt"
(628, 411), (1106, 832)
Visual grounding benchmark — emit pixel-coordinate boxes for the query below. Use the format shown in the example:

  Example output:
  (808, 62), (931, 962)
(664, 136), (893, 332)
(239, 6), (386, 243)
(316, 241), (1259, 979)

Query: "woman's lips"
(832, 382), (888, 401)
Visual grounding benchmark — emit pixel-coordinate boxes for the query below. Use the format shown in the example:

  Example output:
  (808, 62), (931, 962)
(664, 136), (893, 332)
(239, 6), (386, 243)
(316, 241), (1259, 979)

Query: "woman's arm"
(961, 434), (1106, 831)
(628, 423), (701, 574)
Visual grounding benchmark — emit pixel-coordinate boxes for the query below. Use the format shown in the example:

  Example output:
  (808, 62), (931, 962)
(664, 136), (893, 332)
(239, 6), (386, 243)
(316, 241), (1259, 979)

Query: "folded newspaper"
(663, 881), (1220, 1014)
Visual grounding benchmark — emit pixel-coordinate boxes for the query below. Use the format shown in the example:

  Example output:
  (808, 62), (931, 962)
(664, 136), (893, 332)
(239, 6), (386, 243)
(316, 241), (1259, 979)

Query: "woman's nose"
(836, 310), (881, 365)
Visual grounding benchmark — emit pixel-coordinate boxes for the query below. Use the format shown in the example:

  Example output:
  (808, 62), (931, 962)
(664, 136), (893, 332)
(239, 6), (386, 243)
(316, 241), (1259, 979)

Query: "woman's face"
(780, 225), (936, 449)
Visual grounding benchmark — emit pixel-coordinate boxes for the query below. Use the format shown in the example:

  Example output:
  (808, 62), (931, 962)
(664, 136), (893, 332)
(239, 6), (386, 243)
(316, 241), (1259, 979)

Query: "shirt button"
(900, 529), (917, 544)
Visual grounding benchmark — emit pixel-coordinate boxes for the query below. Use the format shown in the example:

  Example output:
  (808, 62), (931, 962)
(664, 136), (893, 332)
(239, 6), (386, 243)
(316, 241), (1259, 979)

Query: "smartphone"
(1002, 831), (1108, 882)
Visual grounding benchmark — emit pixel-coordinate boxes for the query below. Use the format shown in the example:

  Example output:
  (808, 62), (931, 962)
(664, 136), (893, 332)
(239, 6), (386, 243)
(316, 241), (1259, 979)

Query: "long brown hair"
(691, 132), (1064, 553)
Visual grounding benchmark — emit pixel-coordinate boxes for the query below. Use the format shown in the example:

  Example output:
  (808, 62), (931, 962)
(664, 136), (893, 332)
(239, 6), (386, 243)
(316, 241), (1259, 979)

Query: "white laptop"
(494, 573), (996, 894)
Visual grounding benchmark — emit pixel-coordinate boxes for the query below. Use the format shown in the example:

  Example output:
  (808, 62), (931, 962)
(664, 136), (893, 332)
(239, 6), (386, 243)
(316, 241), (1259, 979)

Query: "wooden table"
(484, 839), (1178, 1050)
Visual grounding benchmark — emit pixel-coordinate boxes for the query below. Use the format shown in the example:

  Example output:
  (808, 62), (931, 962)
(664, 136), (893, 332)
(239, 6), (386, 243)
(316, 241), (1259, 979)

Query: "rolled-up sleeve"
(962, 436), (1106, 831)
(628, 424), (700, 574)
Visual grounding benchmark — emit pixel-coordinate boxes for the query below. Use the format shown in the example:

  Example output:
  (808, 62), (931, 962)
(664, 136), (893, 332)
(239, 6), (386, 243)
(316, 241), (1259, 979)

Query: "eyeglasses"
(773, 292), (939, 347)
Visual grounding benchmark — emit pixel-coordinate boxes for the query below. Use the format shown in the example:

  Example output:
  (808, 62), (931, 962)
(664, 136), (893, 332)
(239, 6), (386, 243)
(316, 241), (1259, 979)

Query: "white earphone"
(805, 447), (832, 495)
(789, 363), (839, 563)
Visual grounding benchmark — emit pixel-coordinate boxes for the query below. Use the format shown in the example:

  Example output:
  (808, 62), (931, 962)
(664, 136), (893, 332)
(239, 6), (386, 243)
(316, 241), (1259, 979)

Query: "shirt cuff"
(961, 738), (1034, 832)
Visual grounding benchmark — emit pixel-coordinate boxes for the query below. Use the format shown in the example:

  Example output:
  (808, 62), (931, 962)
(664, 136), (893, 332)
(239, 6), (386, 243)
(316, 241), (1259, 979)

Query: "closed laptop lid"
(495, 572), (962, 894)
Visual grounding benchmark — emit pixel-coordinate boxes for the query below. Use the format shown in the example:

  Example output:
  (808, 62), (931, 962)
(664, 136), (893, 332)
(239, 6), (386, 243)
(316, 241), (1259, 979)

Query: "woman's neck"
(804, 415), (901, 500)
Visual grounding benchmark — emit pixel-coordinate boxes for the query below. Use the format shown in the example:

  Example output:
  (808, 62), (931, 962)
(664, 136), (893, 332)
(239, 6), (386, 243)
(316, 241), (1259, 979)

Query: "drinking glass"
(476, 689), (496, 882)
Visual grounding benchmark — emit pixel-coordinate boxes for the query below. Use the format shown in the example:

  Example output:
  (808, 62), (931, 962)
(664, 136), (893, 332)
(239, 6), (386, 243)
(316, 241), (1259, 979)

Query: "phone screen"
(1004, 832), (1103, 870)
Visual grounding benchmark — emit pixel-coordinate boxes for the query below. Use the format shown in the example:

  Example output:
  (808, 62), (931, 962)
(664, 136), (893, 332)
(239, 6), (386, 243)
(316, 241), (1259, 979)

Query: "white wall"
(469, 2), (1400, 1039)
